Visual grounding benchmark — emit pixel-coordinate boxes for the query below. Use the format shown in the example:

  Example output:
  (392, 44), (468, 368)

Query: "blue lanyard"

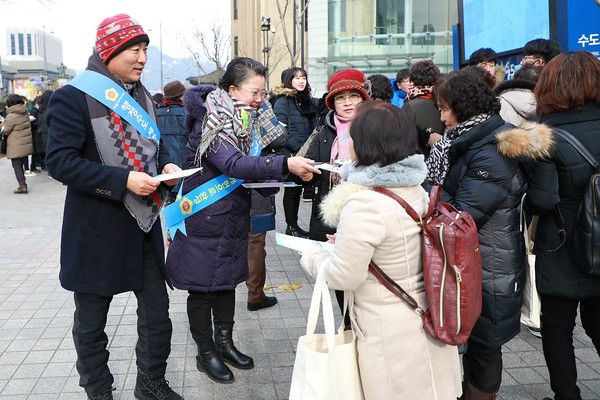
(163, 126), (263, 238)
(68, 70), (160, 142)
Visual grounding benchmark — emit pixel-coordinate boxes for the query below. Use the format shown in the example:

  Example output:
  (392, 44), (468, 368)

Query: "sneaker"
(528, 326), (542, 338)
(247, 296), (278, 311)
(88, 388), (113, 400)
(134, 371), (183, 400)
(24, 170), (39, 177)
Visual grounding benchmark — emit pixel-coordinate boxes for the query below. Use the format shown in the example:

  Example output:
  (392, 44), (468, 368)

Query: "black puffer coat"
(525, 103), (600, 299)
(273, 87), (318, 155)
(442, 114), (553, 348)
(304, 110), (337, 241)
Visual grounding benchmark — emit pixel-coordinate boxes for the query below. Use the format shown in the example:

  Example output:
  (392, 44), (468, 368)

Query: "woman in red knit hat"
(303, 68), (370, 323)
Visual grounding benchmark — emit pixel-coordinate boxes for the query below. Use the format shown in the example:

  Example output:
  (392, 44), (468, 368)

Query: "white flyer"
(275, 232), (334, 253)
(154, 167), (202, 182)
(242, 182), (301, 188)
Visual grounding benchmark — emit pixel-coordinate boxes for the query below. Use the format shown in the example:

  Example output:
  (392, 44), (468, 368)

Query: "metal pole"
(293, 0), (297, 63)
(43, 25), (48, 88)
(159, 23), (164, 92)
(300, 2), (304, 70)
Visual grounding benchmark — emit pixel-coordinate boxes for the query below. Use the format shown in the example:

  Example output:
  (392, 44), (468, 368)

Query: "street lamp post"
(261, 16), (271, 70)
(43, 25), (48, 88)
(160, 23), (164, 92)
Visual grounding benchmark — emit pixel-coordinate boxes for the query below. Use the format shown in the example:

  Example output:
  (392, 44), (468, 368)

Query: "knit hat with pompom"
(95, 14), (149, 63)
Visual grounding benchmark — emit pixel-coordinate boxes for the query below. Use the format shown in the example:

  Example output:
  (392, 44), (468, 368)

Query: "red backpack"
(369, 185), (483, 346)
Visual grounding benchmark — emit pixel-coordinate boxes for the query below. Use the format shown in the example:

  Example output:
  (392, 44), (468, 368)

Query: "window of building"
(233, 0), (238, 20)
(234, 36), (239, 58)
(26, 33), (32, 55)
(18, 33), (24, 56)
(10, 33), (16, 56)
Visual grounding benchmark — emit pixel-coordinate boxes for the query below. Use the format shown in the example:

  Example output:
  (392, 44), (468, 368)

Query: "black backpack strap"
(553, 128), (599, 168)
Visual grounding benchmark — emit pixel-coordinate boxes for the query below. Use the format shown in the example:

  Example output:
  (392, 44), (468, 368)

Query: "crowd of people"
(2, 11), (599, 400)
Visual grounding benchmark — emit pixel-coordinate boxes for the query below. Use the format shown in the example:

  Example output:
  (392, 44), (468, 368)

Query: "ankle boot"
(214, 323), (254, 369)
(14, 181), (27, 194)
(196, 339), (234, 384)
(463, 381), (497, 400)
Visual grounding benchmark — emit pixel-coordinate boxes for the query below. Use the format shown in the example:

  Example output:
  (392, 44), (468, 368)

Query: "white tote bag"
(289, 271), (364, 400)
(520, 195), (541, 330)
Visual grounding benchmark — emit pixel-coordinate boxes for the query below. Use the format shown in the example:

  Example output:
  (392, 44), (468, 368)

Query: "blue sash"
(69, 70), (160, 142)
(163, 130), (262, 239)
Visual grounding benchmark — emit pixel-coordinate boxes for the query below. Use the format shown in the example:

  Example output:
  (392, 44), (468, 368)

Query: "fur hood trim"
(496, 121), (554, 160)
(493, 79), (536, 96)
(272, 86), (297, 97)
(319, 182), (367, 228)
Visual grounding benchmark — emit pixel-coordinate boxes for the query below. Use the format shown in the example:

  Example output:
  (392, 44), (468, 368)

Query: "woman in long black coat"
(525, 51), (600, 400)
(427, 69), (552, 399)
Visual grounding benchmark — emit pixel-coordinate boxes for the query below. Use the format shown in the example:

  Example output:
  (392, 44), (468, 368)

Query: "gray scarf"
(85, 52), (164, 232)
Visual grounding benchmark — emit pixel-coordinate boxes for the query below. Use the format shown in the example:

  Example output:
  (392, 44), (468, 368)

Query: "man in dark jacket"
(157, 80), (187, 202)
(45, 14), (183, 400)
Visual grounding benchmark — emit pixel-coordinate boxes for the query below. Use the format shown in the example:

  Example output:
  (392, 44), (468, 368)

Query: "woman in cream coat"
(301, 101), (462, 400)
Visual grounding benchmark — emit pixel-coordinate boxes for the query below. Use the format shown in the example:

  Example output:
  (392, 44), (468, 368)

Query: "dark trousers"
(11, 157), (27, 183)
(283, 185), (303, 227)
(462, 339), (503, 393)
(541, 294), (600, 400)
(247, 232), (267, 303)
(187, 290), (235, 346)
(72, 235), (172, 396)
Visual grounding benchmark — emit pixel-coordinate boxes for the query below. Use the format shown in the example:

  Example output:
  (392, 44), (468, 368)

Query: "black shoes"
(134, 370), (183, 399)
(286, 225), (309, 238)
(247, 296), (278, 311)
(88, 389), (113, 400)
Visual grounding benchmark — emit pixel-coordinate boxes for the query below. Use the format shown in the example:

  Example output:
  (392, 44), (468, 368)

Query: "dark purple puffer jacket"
(165, 108), (287, 292)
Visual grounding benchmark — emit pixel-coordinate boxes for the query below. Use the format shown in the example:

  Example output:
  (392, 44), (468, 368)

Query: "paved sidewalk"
(0, 157), (599, 399)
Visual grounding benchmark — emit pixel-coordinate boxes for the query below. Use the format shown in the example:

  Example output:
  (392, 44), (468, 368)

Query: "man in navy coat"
(45, 14), (183, 400)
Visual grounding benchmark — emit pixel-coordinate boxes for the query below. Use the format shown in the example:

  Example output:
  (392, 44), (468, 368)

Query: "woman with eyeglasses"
(165, 57), (320, 384)
(304, 68), (371, 326)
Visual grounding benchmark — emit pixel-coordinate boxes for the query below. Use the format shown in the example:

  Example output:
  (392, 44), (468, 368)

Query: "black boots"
(133, 370), (183, 399)
(196, 340), (235, 384)
(214, 323), (254, 370)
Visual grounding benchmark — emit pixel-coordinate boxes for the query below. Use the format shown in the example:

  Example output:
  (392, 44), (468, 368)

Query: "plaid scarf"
(426, 113), (493, 185)
(195, 88), (285, 166)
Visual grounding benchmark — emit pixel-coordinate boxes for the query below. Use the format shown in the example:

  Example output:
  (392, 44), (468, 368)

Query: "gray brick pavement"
(0, 157), (598, 399)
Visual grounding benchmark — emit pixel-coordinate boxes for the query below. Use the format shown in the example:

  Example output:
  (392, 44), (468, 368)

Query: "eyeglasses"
(334, 93), (362, 104)
(521, 55), (542, 64)
(236, 86), (268, 99)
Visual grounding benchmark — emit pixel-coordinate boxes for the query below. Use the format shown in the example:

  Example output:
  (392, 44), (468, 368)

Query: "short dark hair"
(523, 39), (561, 64)
(395, 68), (410, 83)
(514, 65), (542, 84)
(350, 101), (418, 167)
(536, 51), (600, 115)
(219, 57), (268, 91)
(367, 74), (393, 102)
(433, 70), (500, 123)
(468, 48), (498, 65)
(6, 94), (24, 107)
(409, 60), (441, 87)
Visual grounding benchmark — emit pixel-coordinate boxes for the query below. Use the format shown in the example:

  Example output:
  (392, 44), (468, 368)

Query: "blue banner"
(69, 70), (160, 142)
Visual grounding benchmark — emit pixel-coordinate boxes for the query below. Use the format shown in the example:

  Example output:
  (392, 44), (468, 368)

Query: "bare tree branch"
(185, 21), (231, 82)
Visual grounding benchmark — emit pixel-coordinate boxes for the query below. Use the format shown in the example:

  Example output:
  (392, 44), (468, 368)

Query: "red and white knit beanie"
(95, 14), (150, 63)
(325, 69), (371, 110)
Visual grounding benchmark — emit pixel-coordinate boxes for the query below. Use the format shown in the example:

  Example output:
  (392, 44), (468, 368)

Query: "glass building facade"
(326, 0), (457, 74)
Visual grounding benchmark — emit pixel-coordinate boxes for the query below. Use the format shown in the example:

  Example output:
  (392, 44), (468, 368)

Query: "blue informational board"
(459, 0), (550, 63)
(557, 0), (600, 56)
